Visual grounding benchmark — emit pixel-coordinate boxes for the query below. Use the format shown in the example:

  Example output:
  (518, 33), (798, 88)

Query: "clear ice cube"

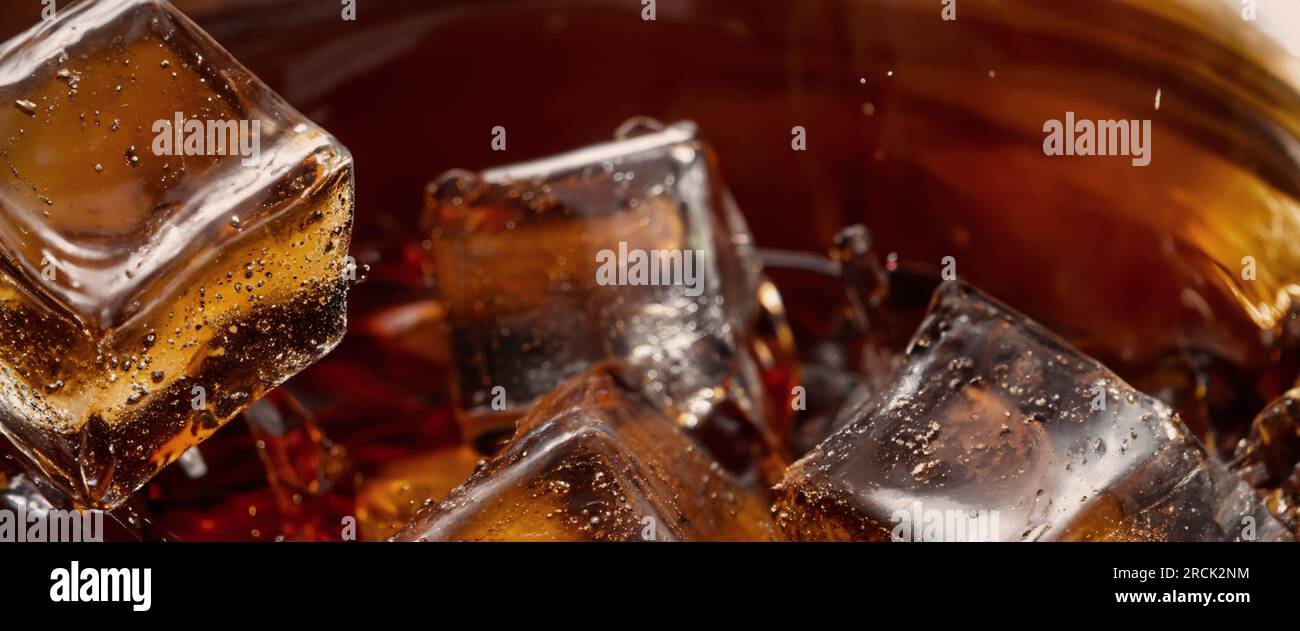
(774, 282), (1289, 541)
(1231, 387), (1300, 534)
(0, 0), (354, 507)
(423, 119), (777, 459)
(392, 363), (779, 541)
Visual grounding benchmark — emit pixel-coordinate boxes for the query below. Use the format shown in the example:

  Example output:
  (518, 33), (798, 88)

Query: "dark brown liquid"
(166, 0), (1300, 374)
(5, 0), (1300, 537)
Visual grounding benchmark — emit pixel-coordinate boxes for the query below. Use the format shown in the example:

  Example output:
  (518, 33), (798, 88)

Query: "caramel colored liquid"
(4, 0), (1297, 535)
(169, 0), (1300, 402)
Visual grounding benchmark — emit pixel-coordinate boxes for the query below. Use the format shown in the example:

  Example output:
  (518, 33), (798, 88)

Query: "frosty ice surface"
(774, 282), (1289, 541)
(393, 364), (779, 541)
(0, 0), (354, 507)
(423, 120), (780, 462)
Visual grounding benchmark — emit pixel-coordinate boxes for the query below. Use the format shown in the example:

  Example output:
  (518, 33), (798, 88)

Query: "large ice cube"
(774, 282), (1289, 541)
(392, 364), (779, 541)
(0, 0), (354, 507)
(423, 119), (781, 471)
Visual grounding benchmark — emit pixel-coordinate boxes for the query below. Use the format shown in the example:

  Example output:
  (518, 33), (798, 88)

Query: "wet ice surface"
(0, 0), (348, 326)
(775, 282), (1289, 541)
(1231, 387), (1300, 534)
(2, 440), (159, 541)
(393, 363), (778, 541)
(0, 0), (354, 507)
(424, 120), (769, 450)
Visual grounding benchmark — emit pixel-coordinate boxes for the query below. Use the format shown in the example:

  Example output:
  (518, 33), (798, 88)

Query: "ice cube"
(0, 0), (354, 507)
(773, 282), (1289, 541)
(2, 436), (164, 540)
(392, 364), (780, 541)
(423, 119), (783, 472)
(1231, 387), (1300, 534)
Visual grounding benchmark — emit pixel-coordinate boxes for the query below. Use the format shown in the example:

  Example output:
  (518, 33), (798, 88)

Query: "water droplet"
(14, 99), (37, 116)
(613, 116), (666, 140)
(55, 68), (80, 90)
